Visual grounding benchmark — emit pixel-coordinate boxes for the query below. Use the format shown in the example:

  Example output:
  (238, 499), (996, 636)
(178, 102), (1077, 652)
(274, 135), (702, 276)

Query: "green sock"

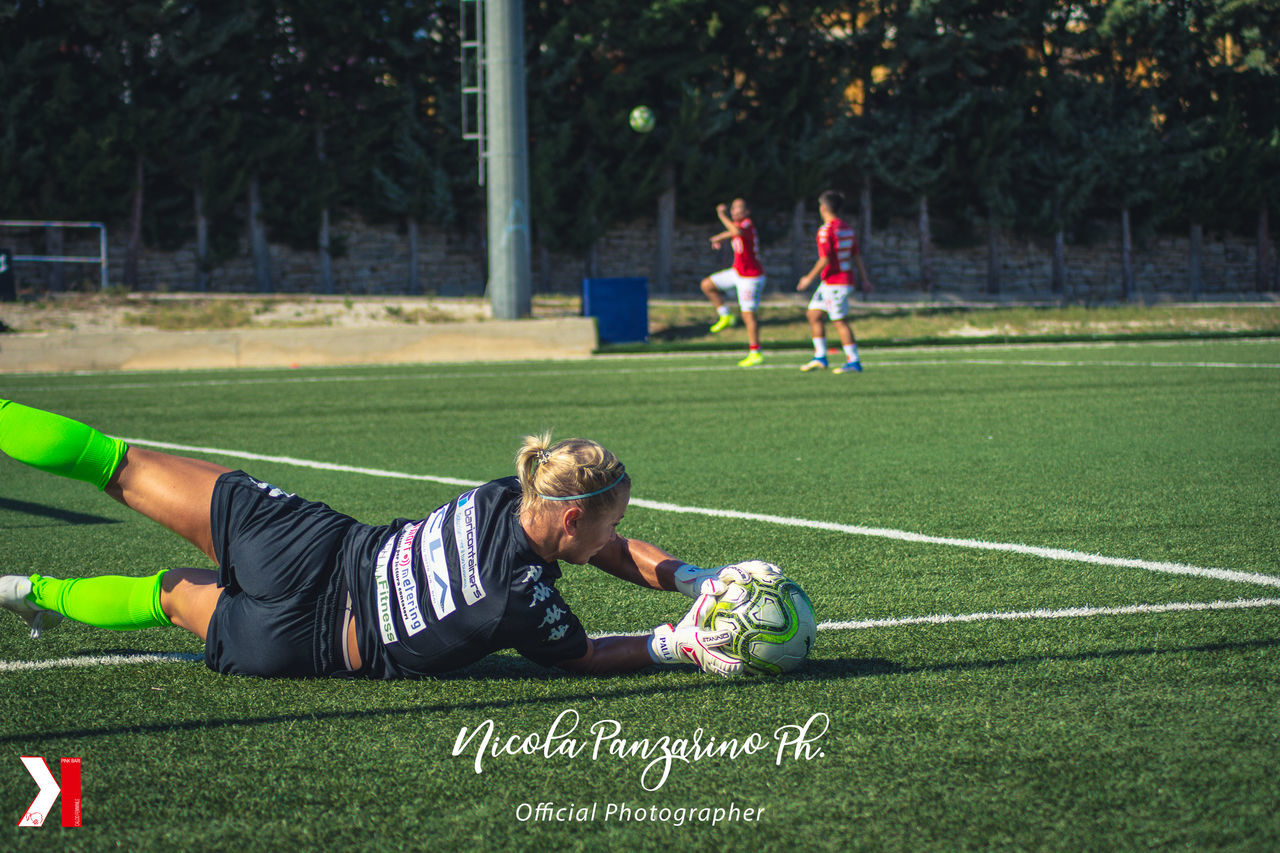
(28, 571), (173, 631)
(0, 400), (128, 491)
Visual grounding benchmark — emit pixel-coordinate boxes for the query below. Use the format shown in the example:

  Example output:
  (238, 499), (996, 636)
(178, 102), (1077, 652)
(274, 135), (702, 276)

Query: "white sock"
(844, 343), (859, 362)
(717, 305), (731, 317)
(813, 338), (826, 359)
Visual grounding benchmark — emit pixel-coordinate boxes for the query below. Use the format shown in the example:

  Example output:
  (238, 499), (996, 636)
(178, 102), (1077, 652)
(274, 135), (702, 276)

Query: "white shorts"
(808, 284), (852, 321)
(709, 269), (765, 312)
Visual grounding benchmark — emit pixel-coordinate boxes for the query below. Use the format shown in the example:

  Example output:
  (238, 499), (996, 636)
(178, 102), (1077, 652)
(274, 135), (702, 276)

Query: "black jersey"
(343, 477), (588, 678)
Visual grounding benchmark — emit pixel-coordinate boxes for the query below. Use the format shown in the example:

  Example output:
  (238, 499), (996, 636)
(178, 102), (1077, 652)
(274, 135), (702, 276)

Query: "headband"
(537, 471), (627, 502)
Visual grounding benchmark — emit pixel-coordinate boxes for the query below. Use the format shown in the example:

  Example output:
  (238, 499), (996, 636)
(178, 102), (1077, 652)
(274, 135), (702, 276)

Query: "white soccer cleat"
(0, 575), (62, 639)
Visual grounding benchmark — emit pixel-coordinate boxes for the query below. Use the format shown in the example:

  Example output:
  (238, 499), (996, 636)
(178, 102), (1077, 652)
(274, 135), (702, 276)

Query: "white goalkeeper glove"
(672, 560), (784, 598)
(649, 582), (743, 677)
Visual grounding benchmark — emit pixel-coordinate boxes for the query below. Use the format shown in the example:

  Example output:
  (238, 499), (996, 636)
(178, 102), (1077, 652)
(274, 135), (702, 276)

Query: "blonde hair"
(515, 433), (629, 517)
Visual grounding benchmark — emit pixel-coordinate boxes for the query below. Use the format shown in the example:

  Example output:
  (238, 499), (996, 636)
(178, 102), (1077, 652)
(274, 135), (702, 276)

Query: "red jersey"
(817, 218), (858, 285)
(731, 218), (764, 277)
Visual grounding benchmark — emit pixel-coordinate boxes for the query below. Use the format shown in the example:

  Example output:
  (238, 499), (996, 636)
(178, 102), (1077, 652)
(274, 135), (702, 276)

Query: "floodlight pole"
(485, 0), (532, 319)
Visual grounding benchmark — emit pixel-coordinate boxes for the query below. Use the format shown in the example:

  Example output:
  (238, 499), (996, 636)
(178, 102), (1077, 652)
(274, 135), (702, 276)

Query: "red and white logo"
(17, 756), (81, 827)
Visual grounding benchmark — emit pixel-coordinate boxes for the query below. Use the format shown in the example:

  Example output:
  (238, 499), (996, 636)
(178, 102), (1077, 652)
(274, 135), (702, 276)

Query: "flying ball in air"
(629, 105), (655, 134)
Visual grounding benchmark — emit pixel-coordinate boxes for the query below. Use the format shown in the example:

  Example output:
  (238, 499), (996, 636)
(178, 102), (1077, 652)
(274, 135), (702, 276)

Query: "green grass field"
(2, 339), (1278, 851)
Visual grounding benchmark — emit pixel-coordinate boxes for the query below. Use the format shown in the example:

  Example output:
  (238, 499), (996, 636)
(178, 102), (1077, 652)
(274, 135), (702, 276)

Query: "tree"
(1202, 0), (1280, 291)
(947, 6), (1038, 295)
(162, 9), (263, 290)
(367, 3), (471, 293)
(750, 3), (871, 283)
(1088, 1), (1165, 301)
(0, 2), (130, 290)
(1024, 3), (1108, 298)
(865, 0), (975, 292)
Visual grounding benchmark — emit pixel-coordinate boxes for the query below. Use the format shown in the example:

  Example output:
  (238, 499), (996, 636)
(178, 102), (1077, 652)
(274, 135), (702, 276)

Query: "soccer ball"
(698, 564), (817, 675)
(629, 105), (655, 133)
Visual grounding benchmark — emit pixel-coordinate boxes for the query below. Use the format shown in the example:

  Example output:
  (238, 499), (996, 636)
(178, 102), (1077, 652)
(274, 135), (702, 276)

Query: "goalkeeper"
(0, 400), (773, 678)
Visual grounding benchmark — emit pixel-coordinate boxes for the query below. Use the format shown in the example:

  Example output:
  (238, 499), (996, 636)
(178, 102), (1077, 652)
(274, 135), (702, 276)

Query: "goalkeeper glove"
(649, 584), (743, 677)
(672, 560), (784, 598)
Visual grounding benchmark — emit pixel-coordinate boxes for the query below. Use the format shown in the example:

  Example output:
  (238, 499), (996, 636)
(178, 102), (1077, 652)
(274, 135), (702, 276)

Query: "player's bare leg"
(833, 318), (855, 349)
(806, 308), (826, 339)
(801, 310), (830, 371)
(700, 276), (725, 308)
(702, 278), (735, 333)
(832, 319), (863, 374)
(0, 402), (229, 640)
(743, 310), (761, 350)
(105, 447), (231, 563)
(159, 568), (223, 639)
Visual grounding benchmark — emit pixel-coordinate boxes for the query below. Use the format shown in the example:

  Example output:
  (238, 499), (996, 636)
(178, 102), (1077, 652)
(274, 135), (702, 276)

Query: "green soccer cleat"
(709, 314), (736, 334)
(0, 575), (62, 639)
(737, 351), (764, 368)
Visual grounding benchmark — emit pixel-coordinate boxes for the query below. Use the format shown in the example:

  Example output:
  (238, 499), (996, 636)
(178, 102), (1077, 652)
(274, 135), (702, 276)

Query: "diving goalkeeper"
(0, 400), (775, 678)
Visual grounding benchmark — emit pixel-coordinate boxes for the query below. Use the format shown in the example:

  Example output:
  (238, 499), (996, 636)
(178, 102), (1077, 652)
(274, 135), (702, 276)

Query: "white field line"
(122, 438), (1280, 591)
(874, 358), (1280, 370)
(123, 438), (484, 490)
(6, 339), (1279, 392)
(819, 596), (1280, 631)
(0, 652), (203, 672)
(631, 497), (1280, 589)
(589, 597), (1280, 639)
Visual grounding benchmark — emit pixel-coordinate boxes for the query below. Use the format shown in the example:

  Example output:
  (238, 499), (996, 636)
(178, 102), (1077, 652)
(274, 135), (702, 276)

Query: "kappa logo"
(529, 582), (554, 607)
(538, 605), (566, 629)
(17, 757), (81, 828)
(248, 476), (294, 500)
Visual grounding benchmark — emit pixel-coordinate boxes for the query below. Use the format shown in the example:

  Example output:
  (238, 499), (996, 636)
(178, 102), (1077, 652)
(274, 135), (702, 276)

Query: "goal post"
(0, 220), (109, 293)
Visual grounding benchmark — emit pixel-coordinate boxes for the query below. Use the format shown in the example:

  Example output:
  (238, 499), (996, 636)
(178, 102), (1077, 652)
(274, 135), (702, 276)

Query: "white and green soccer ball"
(698, 563), (817, 675)
(629, 105), (655, 133)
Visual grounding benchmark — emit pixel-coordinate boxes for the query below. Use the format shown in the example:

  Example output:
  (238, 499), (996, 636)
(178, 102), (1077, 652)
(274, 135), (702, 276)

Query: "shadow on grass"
(0, 496), (121, 527)
(796, 635), (1280, 682)
(5, 635), (1277, 744)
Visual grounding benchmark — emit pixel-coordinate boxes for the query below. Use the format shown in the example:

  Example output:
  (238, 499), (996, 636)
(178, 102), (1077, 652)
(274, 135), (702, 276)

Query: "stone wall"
(1, 213), (1273, 300)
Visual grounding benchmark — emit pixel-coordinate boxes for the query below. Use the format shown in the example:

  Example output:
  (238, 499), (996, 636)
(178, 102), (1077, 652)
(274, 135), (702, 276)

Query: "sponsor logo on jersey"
(393, 520), (428, 637)
(247, 476), (295, 500)
(374, 533), (398, 645)
(538, 605), (567, 629)
(519, 565), (543, 584)
(453, 490), (486, 605)
(421, 506), (457, 621)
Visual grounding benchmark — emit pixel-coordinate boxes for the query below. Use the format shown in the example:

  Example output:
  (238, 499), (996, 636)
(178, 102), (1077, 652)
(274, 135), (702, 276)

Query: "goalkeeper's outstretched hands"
(648, 580), (743, 677)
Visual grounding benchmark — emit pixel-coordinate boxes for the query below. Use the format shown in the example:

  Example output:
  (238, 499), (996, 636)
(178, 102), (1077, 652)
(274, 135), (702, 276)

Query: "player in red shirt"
(796, 190), (874, 374)
(700, 198), (767, 367)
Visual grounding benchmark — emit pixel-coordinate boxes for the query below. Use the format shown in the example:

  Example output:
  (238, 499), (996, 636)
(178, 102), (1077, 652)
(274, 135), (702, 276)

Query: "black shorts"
(204, 471), (358, 678)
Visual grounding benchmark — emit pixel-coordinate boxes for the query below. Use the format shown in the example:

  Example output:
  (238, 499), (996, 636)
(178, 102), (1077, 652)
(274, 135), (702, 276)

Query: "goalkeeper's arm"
(588, 534), (688, 592)
(557, 588), (742, 677)
(588, 535), (781, 599)
(557, 635), (656, 676)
